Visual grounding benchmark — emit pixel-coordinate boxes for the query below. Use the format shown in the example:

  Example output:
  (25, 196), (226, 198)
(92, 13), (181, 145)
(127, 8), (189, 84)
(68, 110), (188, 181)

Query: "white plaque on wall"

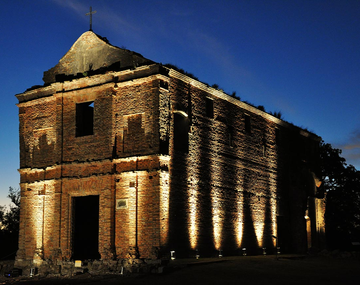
(116, 199), (128, 209)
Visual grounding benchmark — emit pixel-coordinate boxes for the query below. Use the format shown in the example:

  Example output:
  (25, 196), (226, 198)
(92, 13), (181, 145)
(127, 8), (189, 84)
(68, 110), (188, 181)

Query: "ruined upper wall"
(166, 70), (323, 255)
(43, 31), (153, 84)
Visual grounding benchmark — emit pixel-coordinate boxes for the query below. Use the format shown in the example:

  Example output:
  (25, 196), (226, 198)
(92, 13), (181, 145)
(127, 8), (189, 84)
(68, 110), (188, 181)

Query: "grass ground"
(1, 255), (359, 285)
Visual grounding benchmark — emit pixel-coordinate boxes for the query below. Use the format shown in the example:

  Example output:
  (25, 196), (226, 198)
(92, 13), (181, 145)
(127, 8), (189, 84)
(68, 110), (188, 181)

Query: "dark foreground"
(1, 255), (359, 285)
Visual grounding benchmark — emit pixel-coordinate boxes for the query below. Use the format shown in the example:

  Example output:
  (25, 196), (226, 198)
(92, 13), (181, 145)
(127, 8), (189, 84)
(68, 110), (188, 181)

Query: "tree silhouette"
(320, 141), (360, 250)
(0, 187), (20, 260)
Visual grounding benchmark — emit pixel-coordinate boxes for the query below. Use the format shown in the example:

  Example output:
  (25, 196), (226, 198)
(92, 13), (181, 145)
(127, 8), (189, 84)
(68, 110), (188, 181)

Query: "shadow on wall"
(166, 90), (279, 257)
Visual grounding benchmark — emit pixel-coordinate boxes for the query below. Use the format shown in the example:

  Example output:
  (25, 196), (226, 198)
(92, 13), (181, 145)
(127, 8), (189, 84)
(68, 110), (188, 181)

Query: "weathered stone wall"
(163, 71), (322, 256)
(18, 96), (59, 168)
(114, 78), (161, 157)
(114, 156), (168, 259)
(61, 85), (114, 162)
(43, 31), (153, 84)
(16, 67), (167, 265)
(16, 60), (323, 270)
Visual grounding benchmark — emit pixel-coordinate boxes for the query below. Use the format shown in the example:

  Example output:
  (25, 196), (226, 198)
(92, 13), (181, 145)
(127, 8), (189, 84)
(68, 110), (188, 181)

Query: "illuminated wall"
(164, 69), (323, 256)
(16, 62), (168, 264)
(16, 38), (325, 266)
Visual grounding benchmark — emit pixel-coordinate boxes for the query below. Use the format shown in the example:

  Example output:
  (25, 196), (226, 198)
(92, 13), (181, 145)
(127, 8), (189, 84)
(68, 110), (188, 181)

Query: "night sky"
(1, 0), (360, 205)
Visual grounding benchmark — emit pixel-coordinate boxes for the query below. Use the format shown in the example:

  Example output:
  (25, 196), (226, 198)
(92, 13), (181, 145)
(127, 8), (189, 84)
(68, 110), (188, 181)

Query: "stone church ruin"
(15, 31), (325, 273)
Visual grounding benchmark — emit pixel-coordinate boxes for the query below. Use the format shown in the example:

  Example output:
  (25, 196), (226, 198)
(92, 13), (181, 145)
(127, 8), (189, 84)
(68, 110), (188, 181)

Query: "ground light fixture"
(272, 235), (279, 260)
(196, 249), (200, 259)
(219, 250), (223, 258)
(242, 248), (247, 256)
(170, 251), (176, 260)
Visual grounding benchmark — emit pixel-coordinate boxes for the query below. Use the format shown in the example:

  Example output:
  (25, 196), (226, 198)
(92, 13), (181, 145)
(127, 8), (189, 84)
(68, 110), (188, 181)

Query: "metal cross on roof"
(85, 6), (97, 31)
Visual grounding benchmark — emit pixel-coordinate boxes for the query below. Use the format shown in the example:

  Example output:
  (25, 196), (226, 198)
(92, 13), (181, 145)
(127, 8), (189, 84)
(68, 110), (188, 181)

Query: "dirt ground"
(1, 255), (360, 285)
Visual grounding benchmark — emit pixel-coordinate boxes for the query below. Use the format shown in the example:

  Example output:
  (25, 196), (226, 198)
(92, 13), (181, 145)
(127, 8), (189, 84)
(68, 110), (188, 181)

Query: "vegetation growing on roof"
(269, 111), (283, 119)
(165, 63), (290, 122)
(257, 105), (265, 112)
(231, 91), (240, 100)
(164, 63), (199, 81)
(95, 33), (110, 44)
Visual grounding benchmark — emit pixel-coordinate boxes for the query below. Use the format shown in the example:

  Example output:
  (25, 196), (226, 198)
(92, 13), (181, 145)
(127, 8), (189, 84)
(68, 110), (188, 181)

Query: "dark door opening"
(277, 215), (289, 253)
(72, 195), (101, 260)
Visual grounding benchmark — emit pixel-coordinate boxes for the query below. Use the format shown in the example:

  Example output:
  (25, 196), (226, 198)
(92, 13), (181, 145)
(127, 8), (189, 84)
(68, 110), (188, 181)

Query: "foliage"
(257, 105), (265, 112)
(231, 91), (240, 100)
(0, 187), (20, 259)
(163, 63), (199, 81)
(319, 141), (360, 250)
(269, 111), (283, 119)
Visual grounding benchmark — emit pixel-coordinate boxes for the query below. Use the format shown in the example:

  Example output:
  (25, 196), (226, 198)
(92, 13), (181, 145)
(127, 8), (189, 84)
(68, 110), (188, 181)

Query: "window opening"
(206, 98), (214, 118)
(262, 138), (267, 157)
(245, 114), (251, 133)
(275, 128), (280, 145)
(160, 80), (169, 90)
(229, 133), (233, 147)
(76, 101), (94, 137)
(174, 113), (189, 153)
(228, 126), (234, 147)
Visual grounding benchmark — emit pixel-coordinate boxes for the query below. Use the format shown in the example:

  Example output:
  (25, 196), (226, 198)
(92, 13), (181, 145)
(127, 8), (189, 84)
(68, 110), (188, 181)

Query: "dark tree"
(0, 187), (20, 260)
(320, 141), (360, 250)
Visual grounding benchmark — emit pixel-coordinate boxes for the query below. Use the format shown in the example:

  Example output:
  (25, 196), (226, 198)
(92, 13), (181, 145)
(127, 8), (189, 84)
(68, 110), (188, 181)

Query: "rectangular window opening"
(275, 128), (280, 145)
(262, 138), (267, 157)
(206, 98), (214, 118)
(160, 80), (169, 90)
(229, 133), (233, 147)
(228, 126), (234, 147)
(245, 114), (251, 133)
(76, 101), (94, 137)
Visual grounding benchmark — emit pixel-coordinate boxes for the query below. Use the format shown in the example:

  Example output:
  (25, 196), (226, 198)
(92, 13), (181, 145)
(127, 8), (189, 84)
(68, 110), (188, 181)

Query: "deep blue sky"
(1, 0), (360, 205)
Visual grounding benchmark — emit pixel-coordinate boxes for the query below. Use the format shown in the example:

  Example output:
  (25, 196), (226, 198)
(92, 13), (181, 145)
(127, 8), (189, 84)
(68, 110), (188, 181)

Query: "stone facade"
(15, 31), (325, 272)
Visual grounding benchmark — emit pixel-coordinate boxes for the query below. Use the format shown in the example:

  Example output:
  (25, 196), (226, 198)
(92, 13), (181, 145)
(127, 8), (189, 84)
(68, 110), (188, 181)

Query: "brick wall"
(16, 62), (324, 266)
(16, 66), (167, 263)
(163, 70), (322, 256)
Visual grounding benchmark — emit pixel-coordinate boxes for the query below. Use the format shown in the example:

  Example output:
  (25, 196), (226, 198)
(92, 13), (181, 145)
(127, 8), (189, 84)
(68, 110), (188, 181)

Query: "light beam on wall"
(30, 181), (55, 261)
(123, 172), (137, 247)
(268, 150), (278, 247)
(235, 188), (243, 248)
(188, 182), (199, 249)
(270, 178), (278, 247)
(251, 195), (266, 247)
(210, 123), (223, 250)
(35, 194), (44, 256)
(212, 192), (223, 250)
(187, 137), (201, 249)
(160, 171), (170, 246)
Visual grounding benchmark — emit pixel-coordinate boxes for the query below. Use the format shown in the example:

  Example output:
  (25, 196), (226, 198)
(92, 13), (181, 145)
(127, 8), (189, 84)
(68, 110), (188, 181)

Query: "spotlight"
(196, 249), (200, 259)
